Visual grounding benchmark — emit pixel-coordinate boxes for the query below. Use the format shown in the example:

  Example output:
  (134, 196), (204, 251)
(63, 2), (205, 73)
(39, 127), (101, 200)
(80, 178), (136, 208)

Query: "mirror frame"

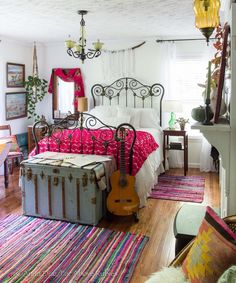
(52, 68), (76, 120)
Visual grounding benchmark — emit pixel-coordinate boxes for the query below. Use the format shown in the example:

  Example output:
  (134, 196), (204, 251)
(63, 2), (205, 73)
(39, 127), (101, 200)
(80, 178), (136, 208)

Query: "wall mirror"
(52, 69), (76, 119)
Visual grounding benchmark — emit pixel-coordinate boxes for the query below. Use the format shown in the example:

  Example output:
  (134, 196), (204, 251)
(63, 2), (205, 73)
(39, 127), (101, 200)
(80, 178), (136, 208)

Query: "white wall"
(0, 39), (31, 134)
(0, 38), (203, 168)
(40, 39), (202, 167)
(38, 40), (161, 120)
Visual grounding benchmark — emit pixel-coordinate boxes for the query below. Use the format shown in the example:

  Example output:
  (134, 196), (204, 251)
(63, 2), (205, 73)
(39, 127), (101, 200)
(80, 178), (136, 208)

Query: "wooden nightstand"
(163, 129), (188, 176)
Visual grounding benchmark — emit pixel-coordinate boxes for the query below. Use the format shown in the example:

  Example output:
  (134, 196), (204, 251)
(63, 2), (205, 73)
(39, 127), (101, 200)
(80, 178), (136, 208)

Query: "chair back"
(169, 215), (236, 267)
(0, 125), (12, 136)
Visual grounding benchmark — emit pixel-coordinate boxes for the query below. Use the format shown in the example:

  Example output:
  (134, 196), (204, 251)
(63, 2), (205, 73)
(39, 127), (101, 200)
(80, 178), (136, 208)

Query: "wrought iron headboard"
(91, 77), (165, 126)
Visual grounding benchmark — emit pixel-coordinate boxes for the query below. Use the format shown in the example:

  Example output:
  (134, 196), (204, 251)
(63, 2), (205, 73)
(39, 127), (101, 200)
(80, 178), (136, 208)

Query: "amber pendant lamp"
(194, 0), (221, 44)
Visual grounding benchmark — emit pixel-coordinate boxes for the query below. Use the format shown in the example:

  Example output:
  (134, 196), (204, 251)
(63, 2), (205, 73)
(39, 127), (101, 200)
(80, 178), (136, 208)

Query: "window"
(171, 42), (215, 132)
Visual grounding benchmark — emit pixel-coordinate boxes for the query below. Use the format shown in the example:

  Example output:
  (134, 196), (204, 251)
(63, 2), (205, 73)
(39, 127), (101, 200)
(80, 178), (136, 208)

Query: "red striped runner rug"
(0, 215), (148, 282)
(150, 175), (205, 203)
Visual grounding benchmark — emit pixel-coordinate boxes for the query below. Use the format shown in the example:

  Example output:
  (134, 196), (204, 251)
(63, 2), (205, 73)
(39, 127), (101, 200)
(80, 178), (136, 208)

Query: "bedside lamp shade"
(163, 100), (183, 113)
(77, 97), (88, 112)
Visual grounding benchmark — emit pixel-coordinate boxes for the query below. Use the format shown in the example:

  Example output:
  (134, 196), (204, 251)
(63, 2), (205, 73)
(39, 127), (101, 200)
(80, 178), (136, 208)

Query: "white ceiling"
(0, 0), (227, 44)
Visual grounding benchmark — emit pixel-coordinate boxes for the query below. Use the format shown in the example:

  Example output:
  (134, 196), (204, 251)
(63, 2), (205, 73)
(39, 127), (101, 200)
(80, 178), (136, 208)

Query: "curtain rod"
(104, 41), (146, 53)
(156, 38), (215, 43)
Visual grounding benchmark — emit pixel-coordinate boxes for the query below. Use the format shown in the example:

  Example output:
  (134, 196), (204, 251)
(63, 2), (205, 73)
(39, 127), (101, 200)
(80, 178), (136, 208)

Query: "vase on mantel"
(191, 105), (214, 123)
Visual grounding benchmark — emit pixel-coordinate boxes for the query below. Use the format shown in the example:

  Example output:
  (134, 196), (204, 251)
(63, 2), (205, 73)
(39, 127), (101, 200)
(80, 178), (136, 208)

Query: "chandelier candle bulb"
(93, 40), (104, 51)
(65, 39), (76, 49)
(75, 44), (82, 53)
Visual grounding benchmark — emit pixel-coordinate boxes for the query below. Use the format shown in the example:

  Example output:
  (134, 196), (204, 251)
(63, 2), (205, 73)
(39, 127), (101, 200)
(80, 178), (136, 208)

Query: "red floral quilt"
(30, 129), (158, 175)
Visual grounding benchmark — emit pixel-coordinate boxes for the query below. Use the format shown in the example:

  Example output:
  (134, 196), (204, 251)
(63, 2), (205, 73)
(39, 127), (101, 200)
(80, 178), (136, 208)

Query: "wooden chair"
(0, 125), (23, 174)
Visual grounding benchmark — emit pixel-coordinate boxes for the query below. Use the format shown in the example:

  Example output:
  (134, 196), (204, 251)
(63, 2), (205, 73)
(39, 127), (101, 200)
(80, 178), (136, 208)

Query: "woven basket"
(170, 215), (236, 267)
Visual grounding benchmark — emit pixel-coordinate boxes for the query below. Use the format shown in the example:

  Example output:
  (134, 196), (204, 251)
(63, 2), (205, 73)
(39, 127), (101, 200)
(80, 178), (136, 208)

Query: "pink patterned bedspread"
(30, 129), (159, 175)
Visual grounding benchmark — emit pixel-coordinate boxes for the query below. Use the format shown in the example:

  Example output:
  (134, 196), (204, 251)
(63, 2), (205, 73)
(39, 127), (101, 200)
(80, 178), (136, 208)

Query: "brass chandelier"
(65, 10), (103, 63)
(194, 0), (220, 43)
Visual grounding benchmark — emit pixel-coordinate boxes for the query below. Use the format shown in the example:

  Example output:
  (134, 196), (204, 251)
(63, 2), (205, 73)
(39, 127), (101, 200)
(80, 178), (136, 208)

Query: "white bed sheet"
(135, 127), (164, 207)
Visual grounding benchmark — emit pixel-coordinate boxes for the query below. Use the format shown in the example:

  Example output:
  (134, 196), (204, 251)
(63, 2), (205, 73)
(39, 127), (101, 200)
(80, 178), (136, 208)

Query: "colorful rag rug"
(150, 175), (205, 203)
(0, 215), (148, 283)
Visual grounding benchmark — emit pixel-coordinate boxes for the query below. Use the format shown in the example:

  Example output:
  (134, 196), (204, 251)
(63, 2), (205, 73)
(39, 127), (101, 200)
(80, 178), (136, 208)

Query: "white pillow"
(117, 107), (141, 128)
(89, 105), (117, 119)
(101, 115), (131, 127)
(139, 108), (160, 128)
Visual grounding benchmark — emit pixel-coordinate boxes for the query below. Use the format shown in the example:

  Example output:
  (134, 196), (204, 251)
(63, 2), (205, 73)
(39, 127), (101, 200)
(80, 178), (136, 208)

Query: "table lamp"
(77, 97), (88, 112)
(163, 100), (183, 129)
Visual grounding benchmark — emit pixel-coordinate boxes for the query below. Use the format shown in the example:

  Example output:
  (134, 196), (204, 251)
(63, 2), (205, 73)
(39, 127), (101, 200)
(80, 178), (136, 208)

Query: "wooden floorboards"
(0, 167), (219, 283)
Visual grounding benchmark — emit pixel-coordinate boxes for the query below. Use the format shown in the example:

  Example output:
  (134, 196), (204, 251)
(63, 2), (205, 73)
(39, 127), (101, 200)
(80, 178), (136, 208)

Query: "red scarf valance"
(48, 68), (85, 107)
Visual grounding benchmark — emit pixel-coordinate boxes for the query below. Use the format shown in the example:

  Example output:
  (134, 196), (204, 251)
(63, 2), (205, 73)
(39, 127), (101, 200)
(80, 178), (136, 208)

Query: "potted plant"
(24, 76), (48, 121)
(24, 43), (48, 121)
(198, 24), (229, 115)
(176, 117), (189, 130)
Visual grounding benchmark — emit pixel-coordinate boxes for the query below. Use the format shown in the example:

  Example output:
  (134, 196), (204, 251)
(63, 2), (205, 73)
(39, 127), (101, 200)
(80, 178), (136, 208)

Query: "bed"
(32, 77), (165, 207)
(90, 77), (165, 206)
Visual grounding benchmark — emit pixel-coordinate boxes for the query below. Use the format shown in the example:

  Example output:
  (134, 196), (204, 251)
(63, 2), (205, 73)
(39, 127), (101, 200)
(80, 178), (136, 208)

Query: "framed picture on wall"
(5, 92), (27, 120)
(6, 62), (25, 87)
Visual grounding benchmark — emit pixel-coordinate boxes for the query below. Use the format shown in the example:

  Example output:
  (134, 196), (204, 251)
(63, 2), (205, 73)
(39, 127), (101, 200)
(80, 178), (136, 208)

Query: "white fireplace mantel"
(191, 123), (231, 169)
(191, 123), (231, 217)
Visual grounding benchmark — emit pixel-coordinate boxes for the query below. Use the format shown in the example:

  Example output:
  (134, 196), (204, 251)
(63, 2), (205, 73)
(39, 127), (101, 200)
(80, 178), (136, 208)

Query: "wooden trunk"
(20, 157), (115, 225)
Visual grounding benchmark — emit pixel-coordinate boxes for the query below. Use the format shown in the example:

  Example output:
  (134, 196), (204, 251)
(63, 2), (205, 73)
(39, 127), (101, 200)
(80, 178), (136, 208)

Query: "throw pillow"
(182, 206), (236, 283)
(117, 107), (141, 128)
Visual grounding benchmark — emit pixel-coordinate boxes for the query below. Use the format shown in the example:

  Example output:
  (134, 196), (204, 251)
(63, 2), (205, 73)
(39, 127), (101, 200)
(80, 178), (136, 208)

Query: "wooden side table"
(163, 129), (188, 176)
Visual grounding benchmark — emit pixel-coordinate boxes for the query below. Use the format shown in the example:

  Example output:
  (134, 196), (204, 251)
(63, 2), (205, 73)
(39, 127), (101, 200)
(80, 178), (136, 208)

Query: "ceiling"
(0, 0), (227, 44)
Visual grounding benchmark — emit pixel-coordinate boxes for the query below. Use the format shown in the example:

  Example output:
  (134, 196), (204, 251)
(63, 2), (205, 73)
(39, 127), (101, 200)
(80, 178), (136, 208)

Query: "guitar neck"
(120, 141), (126, 177)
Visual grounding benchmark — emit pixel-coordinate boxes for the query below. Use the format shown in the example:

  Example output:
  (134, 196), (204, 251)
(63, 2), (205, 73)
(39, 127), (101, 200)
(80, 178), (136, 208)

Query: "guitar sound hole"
(119, 179), (127, 187)
(115, 199), (132, 203)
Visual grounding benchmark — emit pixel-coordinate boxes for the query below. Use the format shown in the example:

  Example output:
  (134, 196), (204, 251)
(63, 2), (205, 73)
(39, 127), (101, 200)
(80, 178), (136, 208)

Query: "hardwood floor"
(0, 167), (219, 283)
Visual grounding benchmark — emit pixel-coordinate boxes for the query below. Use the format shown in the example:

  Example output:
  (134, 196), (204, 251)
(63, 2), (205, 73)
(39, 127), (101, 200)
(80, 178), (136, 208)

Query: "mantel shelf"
(191, 122), (231, 132)
(191, 123), (231, 169)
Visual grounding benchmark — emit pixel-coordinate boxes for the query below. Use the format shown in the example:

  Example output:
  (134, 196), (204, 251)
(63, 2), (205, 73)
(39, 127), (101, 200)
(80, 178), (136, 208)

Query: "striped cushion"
(182, 206), (236, 283)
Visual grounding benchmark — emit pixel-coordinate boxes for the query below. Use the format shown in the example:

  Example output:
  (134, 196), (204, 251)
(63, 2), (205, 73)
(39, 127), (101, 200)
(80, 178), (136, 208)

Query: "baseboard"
(189, 163), (200, 168)
(170, 162), (200, 169)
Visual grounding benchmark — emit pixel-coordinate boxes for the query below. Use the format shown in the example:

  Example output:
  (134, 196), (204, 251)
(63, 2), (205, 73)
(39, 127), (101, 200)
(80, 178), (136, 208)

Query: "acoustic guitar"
(107, 129), (140, 217)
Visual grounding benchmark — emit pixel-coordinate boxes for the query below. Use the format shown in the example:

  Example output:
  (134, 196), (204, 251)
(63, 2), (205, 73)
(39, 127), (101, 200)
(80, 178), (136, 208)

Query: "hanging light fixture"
(65, 10), (103, 63)
(193, 0), (221, 44)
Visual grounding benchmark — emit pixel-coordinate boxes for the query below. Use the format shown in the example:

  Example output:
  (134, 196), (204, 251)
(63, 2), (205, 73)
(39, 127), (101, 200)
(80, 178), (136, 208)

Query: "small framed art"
(5, 92), (27, 120)
(6, 62), (25, 87)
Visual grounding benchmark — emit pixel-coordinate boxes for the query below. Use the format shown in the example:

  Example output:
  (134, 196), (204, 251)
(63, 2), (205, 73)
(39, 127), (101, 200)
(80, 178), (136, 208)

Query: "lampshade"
(194, 0), (220, 43)
(77, 97), (88, 112)
(163, 100), (183, 113)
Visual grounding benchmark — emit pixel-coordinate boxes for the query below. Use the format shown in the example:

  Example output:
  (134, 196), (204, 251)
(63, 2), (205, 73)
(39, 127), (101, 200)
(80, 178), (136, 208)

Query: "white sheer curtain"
(101, 48), (135, 83)
(157, 40), (217, 171)
(156, 42), (183, 168)
(156, 41), (176, 101)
